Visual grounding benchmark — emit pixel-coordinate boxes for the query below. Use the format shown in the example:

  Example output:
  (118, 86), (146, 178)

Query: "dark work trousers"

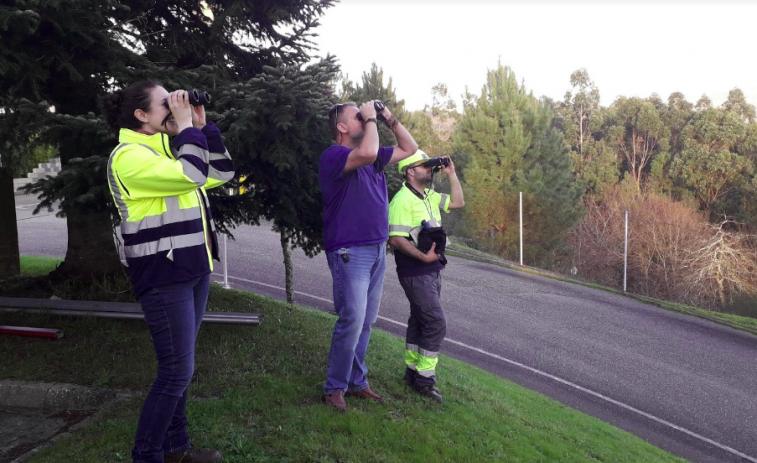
(398, 272), (446, 387)
(132, 274), (210, 463)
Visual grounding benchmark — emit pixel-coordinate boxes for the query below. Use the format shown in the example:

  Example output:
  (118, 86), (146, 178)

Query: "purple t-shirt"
(319, 145), (395, 252)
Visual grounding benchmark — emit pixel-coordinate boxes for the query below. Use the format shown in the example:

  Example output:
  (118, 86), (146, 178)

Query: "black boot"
(413, 384), (443, 403)
(403, 367), (416, 386)
(164, 447), (222, 462)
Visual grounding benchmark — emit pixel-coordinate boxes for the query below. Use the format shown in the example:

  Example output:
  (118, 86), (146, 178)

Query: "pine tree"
(0, 0), (145, 278)
(402, 110), (448, 160)
(454, 64), (584, 267)
(212, 57), (340, 304)
(0, 0), (335, 280)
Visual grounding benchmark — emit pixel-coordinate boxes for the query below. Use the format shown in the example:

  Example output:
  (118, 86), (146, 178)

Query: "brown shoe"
(345, 387), (384, 404)
(323, 390), (347, 412)
(164, 447), (222, 462)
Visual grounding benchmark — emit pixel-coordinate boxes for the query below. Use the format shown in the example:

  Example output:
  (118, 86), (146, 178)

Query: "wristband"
(364, 118), (378, 126)
(385, 116), (399, 130)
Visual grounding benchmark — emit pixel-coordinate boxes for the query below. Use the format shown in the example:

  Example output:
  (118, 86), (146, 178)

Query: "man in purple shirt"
(319, 100), (418, 412)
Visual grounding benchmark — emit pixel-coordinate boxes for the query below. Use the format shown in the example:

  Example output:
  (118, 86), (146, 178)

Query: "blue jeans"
(132, 274), (210, 463)
(324, 243), (386, 394)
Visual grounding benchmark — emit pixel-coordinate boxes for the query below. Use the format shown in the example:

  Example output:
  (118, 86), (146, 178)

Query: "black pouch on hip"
(417, 226), (448, 265)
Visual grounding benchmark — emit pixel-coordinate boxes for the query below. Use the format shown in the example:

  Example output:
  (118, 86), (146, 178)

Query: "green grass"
(19, 255), (64, 277)
(4, 256), (136, 302)
(653, 299), (757, 331)
(0, 256), (685, 463)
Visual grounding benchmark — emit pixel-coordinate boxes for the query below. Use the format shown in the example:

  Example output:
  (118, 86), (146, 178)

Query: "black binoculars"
(356, 100), (388, 123)
(422, 156), (451, 171)
(162, 89), (211, 109)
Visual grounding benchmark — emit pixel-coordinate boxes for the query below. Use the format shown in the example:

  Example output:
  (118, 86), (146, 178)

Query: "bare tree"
(685, 220), (757, 308)
(568, 186), (757, 310)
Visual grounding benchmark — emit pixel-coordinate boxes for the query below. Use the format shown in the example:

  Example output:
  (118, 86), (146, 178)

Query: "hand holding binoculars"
(422, 156), (451, 171)
(162, 89), (211, 110)
(357, 100), (389, 123)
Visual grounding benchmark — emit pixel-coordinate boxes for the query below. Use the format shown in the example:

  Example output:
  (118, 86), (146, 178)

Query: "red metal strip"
(0, 325), (63, 339)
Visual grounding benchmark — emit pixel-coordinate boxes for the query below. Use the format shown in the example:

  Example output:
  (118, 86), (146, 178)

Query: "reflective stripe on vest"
(121, 207), (202, 235)
(199, 189), (216, 233)
(117, 186), (202, 236)
(124, 231), (206, 259)
(107, 143), (130, 221)
(109, 142), (209, 260)
(390, 225), (413, 233)
(179, 144), (210, 186)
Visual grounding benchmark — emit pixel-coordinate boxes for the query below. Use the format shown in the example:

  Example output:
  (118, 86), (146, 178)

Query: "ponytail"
(100, 80), (161, 132)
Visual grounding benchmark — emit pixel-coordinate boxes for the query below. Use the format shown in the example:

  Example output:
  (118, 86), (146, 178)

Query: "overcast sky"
(312, 0), (757, 111)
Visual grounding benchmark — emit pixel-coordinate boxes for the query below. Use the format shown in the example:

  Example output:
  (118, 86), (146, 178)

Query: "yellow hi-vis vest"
(106, 124), (234, 296)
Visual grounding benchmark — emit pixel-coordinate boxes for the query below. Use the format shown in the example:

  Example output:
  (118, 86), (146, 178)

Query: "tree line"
(338, 63), (757, 312)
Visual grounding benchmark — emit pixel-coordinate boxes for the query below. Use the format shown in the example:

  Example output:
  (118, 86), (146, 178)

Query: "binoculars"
(356, 100), (388, 122)
(422, 156), (451, 171)
(162, 89), (211, 109)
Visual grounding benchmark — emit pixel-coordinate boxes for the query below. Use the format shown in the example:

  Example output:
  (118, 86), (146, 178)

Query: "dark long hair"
(100, 80), (162, 131)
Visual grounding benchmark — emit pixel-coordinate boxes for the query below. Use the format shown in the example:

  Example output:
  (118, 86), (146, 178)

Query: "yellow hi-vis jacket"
(106, 123), (234, 296)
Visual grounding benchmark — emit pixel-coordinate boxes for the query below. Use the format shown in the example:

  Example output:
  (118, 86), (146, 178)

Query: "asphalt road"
(13, 193), (757, 463)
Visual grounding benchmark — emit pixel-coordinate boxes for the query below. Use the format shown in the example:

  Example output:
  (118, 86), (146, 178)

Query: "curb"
(0, 380), (120, 410)
(0, 380), (134, 463)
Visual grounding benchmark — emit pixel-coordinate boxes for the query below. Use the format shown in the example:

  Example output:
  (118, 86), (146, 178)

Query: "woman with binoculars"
(101, 81), (233, 463)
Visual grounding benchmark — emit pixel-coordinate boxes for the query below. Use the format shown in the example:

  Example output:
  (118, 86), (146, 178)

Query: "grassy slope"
(0, 256), (683, 462)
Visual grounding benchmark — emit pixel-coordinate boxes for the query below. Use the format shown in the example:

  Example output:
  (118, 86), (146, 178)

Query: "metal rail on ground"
(0, 297), (263, 326)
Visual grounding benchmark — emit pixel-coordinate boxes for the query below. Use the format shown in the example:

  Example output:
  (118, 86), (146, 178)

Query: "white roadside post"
(623, 210), (628, 292)
(222, 187), (232, 290)
(519, 191), (523, 266)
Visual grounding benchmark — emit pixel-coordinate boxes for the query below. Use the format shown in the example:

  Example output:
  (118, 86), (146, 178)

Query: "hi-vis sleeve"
(201, 122), (235, 190)
(389, 198), (414, 237)
(111, 143), (210, 199)
(434, 192), (451, 213)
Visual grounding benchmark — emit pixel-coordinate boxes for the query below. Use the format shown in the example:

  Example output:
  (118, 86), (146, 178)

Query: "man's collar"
(403, 181), (429, 200)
